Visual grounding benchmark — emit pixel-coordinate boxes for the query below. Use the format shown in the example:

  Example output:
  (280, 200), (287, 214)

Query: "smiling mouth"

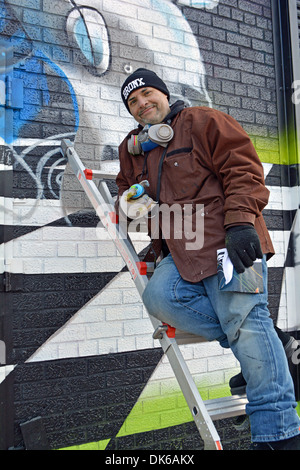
(139, 105), (155, 117)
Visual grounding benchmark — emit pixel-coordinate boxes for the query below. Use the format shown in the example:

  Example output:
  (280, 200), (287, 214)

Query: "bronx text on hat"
(123, 77), (145, 100)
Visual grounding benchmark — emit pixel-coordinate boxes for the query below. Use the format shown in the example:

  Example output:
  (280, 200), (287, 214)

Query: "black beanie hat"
(121, 68), (170, 112)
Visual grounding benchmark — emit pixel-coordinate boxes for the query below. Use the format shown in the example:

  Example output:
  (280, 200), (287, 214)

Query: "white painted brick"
(44, 258), (85, 273)
(0, 366), (15, 385)
(162, 68), (179, 84)
(142, 305), (151, 319)
(106, 304), (142, 321)
(79, 340), (99, 357)
(85, 256), (125, 272)
(101, 115), (133, 131)
(6, 258), (23, 273)
(22, 259), (43, 274)
(18, 241), (57, 258)
(94, 289), (122, 306)
(97, 242), (117, 257)
(20, 229), (42, 241)
(73, 82), (99, 98)
(78, 242), (98, 258)
(42, 226), (82, 241)
(57, 242), (77, 257)
(137, 7), (168, 25)
(178, 344), (194, 361)
(117, 337), (137, 352)
(98, 338), (118, 355)
(58, 342), (79, 360)
(138, 36), (170, 54)
(153, 25), (184, 43)
(92, 227), (112, 241)
(122, 289), (141, 304)
(193, 341), (223, 359)
(114, 272), (136, 288)
(272, 230), (285, 242)
(86, 321), (123, 339)
(100, 85), (122, 101)
(136, 335), (155, 350)
(110, 28), (138, 46)
(268, 253), (285, 268)
(274, 241), (285, 255)
(157, 365), (177, 383)
(72, 306), (106, 324)
(82, 96), (103, 114)
(82, 128), (102, 145)
(29, 343), (60, 363)
(124, 318), (153, 336)
(15, 200), (66, 226)
(154, 52), (185, 70)
(119, 17), (152, 36)
(195, 371), (225, 389)
(53, 324), (85, 343)
(103, 0), (137, 18)
(208, 353), (237, 372)
(185, 357), (208, 375)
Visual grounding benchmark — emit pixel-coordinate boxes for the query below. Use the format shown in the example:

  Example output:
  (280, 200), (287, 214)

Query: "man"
(116, 68), (300, 450)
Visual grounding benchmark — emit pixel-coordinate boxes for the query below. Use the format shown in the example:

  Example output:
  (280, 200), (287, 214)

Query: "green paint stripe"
(116, 383), (231, 439)
(251, 130), (300, 165)
(58, 398), (300, 450)
(59, 439), (110, 451)
(58, 383), (233, 450)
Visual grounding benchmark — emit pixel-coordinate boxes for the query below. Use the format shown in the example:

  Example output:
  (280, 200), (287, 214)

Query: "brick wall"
(0, 0), (297, 450)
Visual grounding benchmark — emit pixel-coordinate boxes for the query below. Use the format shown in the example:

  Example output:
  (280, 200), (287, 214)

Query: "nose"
(137, 94), (149, 109)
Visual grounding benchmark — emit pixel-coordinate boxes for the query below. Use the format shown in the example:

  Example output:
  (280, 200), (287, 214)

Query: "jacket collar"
(163, 100), (186, 124)
(137, 100), (187, 130)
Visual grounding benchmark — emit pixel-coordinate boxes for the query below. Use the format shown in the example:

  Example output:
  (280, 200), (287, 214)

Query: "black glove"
(225, 225), (263, 274)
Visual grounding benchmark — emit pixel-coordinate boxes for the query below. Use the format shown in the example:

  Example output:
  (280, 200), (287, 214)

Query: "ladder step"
(204, 395), (247, 421)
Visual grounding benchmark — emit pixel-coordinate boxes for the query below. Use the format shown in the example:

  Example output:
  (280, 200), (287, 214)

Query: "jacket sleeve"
(201, 110), (269, 227)
(115, 137), (136, 215)
(116, 140), (131, 196)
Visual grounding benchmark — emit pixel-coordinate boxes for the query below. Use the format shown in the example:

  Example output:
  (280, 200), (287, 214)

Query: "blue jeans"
(142, 254), (300, 442)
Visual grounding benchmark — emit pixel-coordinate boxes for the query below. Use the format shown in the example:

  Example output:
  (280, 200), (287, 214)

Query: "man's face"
(127, 87), (171, 126)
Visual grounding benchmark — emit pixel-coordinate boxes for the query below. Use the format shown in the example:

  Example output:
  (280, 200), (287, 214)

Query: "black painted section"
(12, 350), (163, 450)
(8, 272), (119, 363)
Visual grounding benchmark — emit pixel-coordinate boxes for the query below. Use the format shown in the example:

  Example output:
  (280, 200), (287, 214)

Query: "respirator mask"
(128, 123), (174, 155)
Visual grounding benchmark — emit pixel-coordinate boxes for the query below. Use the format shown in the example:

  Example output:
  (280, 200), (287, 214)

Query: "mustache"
(139, 105), (155, 117)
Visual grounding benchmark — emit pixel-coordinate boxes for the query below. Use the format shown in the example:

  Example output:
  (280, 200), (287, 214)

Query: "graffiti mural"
(1, 0), (217, 355)
(0, 0), (298, 450)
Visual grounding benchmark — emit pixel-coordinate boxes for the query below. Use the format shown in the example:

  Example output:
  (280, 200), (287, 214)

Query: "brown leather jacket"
(116, 106), (274, 282)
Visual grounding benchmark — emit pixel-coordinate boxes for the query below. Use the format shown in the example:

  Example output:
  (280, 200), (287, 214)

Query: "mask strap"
(156, 146), (168, 202)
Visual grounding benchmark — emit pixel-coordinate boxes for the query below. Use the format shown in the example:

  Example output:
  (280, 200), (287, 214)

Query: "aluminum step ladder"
(61, 139), (247, 451)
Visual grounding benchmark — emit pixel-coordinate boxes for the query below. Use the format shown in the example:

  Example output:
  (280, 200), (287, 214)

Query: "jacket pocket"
(162, 149), (200, 200)
(166, 147), (193, 158)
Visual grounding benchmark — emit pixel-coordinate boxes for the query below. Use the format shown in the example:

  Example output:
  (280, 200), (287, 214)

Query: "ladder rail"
(61, 139), (245, 450)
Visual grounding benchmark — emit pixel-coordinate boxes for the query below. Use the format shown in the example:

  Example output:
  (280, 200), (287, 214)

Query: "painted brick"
(1, 0), (295, 452)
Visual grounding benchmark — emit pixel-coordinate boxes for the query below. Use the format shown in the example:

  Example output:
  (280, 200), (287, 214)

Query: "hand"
(119, 189), (156, 219)
(225, 225), (263, 274)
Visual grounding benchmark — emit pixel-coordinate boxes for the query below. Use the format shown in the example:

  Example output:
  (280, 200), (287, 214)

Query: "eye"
(67, 7), (110, 75)
(129, 99), (136, 106)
